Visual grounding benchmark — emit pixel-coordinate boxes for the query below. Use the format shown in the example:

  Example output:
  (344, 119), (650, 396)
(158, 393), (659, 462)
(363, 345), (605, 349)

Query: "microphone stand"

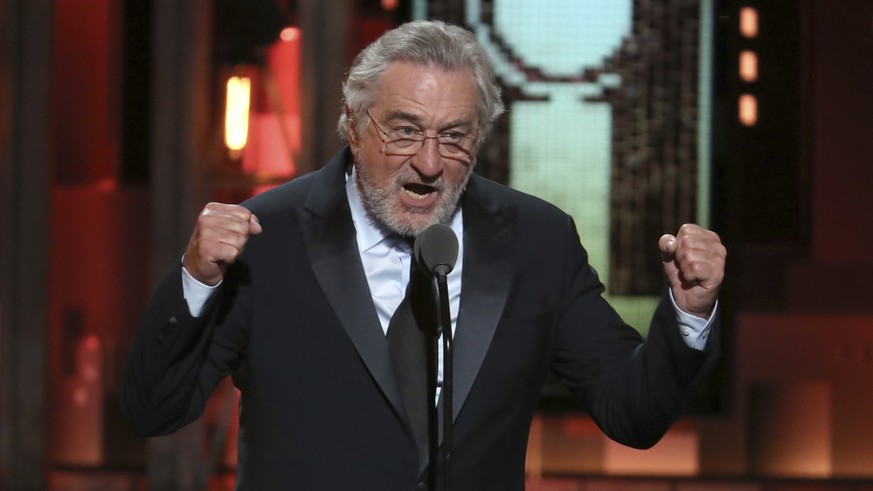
(426, 324), (438, 491)
(414, 223), (459, 491)
(435, 272), (452, 491)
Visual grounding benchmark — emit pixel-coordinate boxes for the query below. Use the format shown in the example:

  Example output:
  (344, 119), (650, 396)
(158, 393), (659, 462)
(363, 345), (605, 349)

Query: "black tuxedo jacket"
(124, 147), (718, 490)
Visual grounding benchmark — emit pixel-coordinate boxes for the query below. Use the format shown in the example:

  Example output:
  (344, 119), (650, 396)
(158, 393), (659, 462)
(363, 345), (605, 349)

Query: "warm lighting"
(382, 0), (398, 10)
(225, 75), (252, 153)
(740, 50), (758, 82)
(280, 26), (300, 42)
(740, 7), (759, 38)
(241, 31), (302, 180)
(739, 94), (758, 126)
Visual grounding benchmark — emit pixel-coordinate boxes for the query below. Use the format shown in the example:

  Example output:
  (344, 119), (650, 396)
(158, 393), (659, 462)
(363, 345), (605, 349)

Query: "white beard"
(354, 156), (470, 237)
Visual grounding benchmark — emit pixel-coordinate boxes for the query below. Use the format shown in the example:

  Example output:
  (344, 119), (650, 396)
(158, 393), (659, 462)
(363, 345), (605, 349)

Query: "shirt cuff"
(668, 289), (716, 351)
(181, 263), (221, 317)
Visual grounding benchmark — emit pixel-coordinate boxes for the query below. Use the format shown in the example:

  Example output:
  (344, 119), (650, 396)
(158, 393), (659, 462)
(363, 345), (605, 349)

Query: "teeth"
(404, 188), (427, 200)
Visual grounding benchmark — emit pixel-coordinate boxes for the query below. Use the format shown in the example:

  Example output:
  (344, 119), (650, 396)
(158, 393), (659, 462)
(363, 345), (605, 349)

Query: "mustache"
(392, 171), (445, 192)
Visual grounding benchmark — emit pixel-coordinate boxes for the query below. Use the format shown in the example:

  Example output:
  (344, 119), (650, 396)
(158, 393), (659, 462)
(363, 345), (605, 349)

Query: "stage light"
(225, 74), (252, 155)
(280, 26), (299, 42)
(740, 7), (759, 38)
(739, 94), (758, 126)
(740, 50), (758, 82)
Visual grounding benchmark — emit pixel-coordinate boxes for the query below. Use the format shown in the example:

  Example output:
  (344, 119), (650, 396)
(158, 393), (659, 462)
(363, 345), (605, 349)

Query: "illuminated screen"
(455, 0), (714, 332)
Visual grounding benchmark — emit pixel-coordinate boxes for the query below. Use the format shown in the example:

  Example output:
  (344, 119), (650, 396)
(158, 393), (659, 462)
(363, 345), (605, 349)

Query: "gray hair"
(337, 20), (504, 146)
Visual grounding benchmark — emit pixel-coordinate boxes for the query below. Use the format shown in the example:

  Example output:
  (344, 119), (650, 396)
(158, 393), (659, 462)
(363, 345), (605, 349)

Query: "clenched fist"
(182, 203), (262, 285)
(658, 224), (726, 319)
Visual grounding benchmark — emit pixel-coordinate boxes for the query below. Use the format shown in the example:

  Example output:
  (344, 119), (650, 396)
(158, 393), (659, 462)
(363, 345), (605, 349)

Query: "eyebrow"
(383, 109), (476, 132)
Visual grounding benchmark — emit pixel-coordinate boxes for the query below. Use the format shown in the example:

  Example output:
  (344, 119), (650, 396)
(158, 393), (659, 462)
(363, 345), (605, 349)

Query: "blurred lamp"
(225, 75), (252, 154)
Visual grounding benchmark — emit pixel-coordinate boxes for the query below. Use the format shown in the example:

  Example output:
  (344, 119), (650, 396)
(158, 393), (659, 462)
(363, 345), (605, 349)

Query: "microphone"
(414, 224), (459, 276)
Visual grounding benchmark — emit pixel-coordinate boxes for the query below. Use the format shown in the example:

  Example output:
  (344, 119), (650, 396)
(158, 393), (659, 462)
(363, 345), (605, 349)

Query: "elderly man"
(124, 20), (724, 491)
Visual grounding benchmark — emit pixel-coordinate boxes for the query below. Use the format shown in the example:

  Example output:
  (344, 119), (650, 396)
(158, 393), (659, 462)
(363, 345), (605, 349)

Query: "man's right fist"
(182, 203), (262, 285)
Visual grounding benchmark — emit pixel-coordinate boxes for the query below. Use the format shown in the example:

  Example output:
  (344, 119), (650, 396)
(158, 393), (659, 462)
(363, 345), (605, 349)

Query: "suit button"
(157, 316), (179, 343)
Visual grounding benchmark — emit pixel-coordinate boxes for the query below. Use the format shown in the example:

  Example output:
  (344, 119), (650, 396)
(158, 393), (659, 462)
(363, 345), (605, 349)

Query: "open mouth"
(403, 183), (437, 200)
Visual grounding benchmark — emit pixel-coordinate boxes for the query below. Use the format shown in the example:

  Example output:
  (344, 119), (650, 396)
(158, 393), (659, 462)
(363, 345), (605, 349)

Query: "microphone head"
(414, 224), (459, 276)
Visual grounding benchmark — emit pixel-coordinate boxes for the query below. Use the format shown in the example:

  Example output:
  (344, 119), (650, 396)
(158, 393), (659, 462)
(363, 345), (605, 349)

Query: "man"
(124, 20), (725, 490)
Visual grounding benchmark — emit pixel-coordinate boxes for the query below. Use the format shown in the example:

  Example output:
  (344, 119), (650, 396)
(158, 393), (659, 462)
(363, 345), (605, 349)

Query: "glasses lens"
(437, 142), (470, 159)
(387, 138), (419, 151)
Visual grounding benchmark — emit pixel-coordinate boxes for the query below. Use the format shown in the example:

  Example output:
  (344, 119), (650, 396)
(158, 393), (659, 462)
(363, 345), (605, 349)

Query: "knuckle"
(687, 261), (705, 275)
(677, 234), (695, 252)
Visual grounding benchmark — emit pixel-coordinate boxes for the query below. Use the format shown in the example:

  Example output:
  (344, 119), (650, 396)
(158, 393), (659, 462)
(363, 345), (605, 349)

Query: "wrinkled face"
(347, 61), (479, 237)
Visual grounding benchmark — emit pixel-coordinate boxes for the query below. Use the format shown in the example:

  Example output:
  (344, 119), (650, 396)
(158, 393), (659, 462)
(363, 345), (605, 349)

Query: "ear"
(345, 105), (360, 148)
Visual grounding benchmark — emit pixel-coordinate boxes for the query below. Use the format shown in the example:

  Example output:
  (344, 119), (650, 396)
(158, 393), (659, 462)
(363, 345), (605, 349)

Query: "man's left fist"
(658, 224), (726, 319)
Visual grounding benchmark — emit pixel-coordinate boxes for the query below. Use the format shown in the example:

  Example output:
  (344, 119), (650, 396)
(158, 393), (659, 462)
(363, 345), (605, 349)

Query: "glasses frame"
(366, 110), (478, 163)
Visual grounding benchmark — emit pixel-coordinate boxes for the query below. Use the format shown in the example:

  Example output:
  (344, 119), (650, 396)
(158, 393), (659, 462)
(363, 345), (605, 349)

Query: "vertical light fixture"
(739, 6), (759, 126)
(225, 71), (252, 157)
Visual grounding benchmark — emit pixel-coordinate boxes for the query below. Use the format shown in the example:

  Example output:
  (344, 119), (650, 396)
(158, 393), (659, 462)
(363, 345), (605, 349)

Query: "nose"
(409, 137), (444, 178)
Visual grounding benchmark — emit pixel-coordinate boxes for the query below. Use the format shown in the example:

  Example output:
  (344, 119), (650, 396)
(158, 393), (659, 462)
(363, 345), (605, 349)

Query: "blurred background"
(2, 0), (873, 489)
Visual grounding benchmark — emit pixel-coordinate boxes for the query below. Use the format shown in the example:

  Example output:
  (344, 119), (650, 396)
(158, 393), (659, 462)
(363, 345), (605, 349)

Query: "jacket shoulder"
(242, 174), (313, 214)
(240, 147), (352, 219)
(466, 173), (572, 226)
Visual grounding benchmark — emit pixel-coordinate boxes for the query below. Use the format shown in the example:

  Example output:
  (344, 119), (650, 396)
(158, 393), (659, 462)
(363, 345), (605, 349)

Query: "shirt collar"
(346, 167), (388, 253)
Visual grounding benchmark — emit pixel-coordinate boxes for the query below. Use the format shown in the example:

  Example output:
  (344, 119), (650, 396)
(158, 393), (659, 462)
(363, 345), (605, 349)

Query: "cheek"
(360, 152), (400, 185)
(446, 163), (471, 187)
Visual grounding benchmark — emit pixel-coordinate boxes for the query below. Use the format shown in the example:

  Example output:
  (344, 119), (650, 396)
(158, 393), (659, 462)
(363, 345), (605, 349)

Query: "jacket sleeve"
(551, 215), (719, 449)
(122, 261), (247, 436)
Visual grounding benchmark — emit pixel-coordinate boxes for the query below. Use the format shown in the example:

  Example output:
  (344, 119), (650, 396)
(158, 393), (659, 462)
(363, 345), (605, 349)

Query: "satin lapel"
(296, 151), (406, 421)
(449, 177), (516, 423)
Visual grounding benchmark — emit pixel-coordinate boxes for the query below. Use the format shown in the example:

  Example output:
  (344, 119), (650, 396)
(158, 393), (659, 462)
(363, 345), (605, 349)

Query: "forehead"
(373, 61), (479, 124)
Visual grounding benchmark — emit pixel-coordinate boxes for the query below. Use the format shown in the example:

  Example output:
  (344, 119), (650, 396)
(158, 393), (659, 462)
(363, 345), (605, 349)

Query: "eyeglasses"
(366, 111), (477, 162)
